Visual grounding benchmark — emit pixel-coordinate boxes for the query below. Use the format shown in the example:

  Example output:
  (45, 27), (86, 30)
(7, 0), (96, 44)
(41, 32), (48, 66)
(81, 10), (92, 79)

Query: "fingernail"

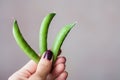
(58, 49), (62, 56)
(44, 50), (53, 60)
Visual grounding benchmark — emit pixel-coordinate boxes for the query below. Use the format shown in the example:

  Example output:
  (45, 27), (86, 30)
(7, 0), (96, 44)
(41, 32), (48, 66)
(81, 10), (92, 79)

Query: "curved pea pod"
(39, 13), (56, 55)
(51, 23), (76, 62)
(13, 20), (40, 63)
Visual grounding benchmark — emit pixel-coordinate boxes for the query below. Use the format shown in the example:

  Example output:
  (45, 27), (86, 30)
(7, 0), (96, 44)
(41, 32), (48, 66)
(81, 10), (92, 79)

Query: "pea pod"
(39, 13), (56, 55)
(13, 13), (76, 63)
(13, 20), (40, 63)
(51, 23), (76, 62)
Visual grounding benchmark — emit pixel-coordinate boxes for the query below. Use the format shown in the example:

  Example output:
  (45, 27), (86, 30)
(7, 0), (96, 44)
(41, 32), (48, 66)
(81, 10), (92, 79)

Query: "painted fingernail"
(44, 50), (53, 60)
(58, 49), (62, 56)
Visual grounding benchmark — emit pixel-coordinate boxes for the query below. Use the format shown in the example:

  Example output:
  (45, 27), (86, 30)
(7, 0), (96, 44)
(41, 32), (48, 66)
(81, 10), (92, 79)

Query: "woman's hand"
(8, 50), (68, 80)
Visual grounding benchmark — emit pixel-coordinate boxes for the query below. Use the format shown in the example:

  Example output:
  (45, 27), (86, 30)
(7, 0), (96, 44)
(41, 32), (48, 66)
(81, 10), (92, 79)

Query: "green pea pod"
(13, 20), (40, 63)
(39, 13), (56, 55)
(52, 23), (76, 62)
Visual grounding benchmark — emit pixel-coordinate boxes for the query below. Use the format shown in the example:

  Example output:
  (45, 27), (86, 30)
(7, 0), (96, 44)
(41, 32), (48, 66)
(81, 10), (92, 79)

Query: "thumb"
(30, 50), (53, 80)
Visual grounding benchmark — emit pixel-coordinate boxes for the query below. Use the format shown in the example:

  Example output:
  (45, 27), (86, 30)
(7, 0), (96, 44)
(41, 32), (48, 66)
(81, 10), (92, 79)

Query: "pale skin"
(8, 51), (68, 80)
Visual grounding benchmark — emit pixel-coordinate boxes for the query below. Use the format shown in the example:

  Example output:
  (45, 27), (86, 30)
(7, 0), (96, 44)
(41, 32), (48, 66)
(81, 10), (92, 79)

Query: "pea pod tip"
(48, 12), (56, 16)
(68, 22), (77, 29)
(72, 22), (77, 26)
(13, 19), (18, 24)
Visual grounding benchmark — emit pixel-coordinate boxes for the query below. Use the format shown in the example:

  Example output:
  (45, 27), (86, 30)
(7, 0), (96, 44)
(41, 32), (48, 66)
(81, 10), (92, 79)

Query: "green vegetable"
(39, 13), (56, 55)
(51, 23), (76, 62)
(13, 20), (40, 63)
(13, 13), (76, 63)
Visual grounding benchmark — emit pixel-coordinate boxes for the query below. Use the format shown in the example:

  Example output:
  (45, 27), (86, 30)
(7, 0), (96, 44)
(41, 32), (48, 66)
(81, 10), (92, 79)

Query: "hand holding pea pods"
(13, 13), (76, 63)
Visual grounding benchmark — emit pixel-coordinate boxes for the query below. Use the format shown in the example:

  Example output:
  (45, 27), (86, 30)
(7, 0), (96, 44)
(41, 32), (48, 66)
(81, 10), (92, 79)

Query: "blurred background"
(0, 0), (120, 80)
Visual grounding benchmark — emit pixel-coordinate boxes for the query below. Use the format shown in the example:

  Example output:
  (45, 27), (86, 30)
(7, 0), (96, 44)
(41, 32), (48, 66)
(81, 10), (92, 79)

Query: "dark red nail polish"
(44, 50), (53, 60)
(58, 49), (62, 56)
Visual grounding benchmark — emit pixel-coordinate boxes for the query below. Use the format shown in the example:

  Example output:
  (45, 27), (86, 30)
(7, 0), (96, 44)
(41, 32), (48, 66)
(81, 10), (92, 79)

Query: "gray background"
(0, 0), (120, 80)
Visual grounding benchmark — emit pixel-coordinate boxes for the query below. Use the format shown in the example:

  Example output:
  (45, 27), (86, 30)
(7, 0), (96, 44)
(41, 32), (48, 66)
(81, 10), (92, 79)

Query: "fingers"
(56, 71), (68, 80)
(51, 56), (67, 79)
(9, 49), (68, 80)
(54, 56), (66, 67)
(29, 50), (53, 80)
(20, 60), (37, 77)
(8, 60), (37, 80)
(52, 63), (65, 78)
